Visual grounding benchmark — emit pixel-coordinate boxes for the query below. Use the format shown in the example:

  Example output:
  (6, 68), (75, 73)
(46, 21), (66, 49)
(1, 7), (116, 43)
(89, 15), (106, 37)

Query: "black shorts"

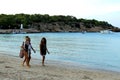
(41, 51), (46, 56)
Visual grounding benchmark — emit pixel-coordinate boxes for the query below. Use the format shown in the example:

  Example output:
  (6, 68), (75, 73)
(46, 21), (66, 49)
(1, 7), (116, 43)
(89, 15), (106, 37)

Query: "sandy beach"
(0, 53), (120, 80)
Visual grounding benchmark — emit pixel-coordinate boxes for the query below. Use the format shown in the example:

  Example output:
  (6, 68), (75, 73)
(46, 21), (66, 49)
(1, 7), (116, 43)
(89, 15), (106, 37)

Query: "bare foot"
(22, 63), (24, 67)
(42, 64), (45, 66)
(26, 65), (31, 68)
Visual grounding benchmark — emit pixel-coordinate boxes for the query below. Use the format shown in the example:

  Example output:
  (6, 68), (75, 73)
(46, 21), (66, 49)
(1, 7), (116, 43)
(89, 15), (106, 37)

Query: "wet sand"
(0, 53), (120, 80)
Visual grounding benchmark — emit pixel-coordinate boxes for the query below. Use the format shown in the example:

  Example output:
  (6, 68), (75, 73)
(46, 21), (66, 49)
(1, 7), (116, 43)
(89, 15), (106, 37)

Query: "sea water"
(0, 32), (120, 72)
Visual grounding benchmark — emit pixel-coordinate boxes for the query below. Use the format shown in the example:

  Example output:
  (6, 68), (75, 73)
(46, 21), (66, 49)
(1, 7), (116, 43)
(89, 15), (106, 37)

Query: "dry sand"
(0, 53), (120, 80)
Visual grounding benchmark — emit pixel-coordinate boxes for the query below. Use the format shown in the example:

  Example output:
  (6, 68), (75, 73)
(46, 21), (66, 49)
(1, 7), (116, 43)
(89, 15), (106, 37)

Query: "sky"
(0, 0), (120, 27)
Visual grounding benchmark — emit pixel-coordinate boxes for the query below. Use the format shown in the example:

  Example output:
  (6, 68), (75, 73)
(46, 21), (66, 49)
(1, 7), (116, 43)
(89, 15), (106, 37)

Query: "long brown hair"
(25, 36), (31, 43)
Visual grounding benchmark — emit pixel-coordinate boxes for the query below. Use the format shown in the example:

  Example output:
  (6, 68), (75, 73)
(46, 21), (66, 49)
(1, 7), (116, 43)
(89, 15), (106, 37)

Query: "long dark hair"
(41, 37), (47, 45)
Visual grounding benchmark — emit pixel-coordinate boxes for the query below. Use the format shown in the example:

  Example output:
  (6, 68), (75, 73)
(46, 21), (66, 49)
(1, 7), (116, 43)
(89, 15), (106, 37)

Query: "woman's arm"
(21, 41), (25, 50)
(46, 47), (50, 54)
(31, 44), (36, 53)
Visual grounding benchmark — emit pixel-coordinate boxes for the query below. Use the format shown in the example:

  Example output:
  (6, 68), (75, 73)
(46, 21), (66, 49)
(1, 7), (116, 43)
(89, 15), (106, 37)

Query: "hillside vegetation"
(0, 14), (120, 32)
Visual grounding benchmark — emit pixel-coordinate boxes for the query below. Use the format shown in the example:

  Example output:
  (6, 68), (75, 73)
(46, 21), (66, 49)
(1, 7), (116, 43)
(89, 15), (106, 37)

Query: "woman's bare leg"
(28, 56), (31, 66)
(24, 51), (30, 67)
(22, 58), (26, 66)
(42, 56), (45, 66)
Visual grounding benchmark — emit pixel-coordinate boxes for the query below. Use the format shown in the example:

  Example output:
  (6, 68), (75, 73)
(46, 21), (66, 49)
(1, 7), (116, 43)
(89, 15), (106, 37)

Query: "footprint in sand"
(0, 61), (5, 64)
(5, 66), (13, 68)
(82, 75), (93, 80)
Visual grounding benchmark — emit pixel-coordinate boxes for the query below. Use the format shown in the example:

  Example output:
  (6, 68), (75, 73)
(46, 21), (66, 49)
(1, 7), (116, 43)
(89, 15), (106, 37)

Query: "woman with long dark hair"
(40, 37), (50, 66)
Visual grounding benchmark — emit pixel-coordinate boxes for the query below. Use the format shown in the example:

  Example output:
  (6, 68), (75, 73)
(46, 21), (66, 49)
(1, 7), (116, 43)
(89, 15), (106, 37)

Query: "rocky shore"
(0, 29), (40, 34)
(0, 22), (120, 34)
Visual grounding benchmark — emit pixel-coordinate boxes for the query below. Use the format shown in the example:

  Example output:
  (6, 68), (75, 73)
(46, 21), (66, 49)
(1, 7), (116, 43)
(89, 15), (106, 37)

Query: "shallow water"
(0, 32), (120, 72)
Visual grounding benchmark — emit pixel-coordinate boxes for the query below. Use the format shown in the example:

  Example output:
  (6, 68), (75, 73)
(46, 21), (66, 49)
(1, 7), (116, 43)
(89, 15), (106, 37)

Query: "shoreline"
(0, 29), (120, 34)
(1, 53), (120, 80)
(3, 52), (120, 73)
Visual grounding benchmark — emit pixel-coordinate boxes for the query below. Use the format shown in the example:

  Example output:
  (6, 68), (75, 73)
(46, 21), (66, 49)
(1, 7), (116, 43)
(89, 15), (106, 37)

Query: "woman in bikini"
(22, 36), (36, 68)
